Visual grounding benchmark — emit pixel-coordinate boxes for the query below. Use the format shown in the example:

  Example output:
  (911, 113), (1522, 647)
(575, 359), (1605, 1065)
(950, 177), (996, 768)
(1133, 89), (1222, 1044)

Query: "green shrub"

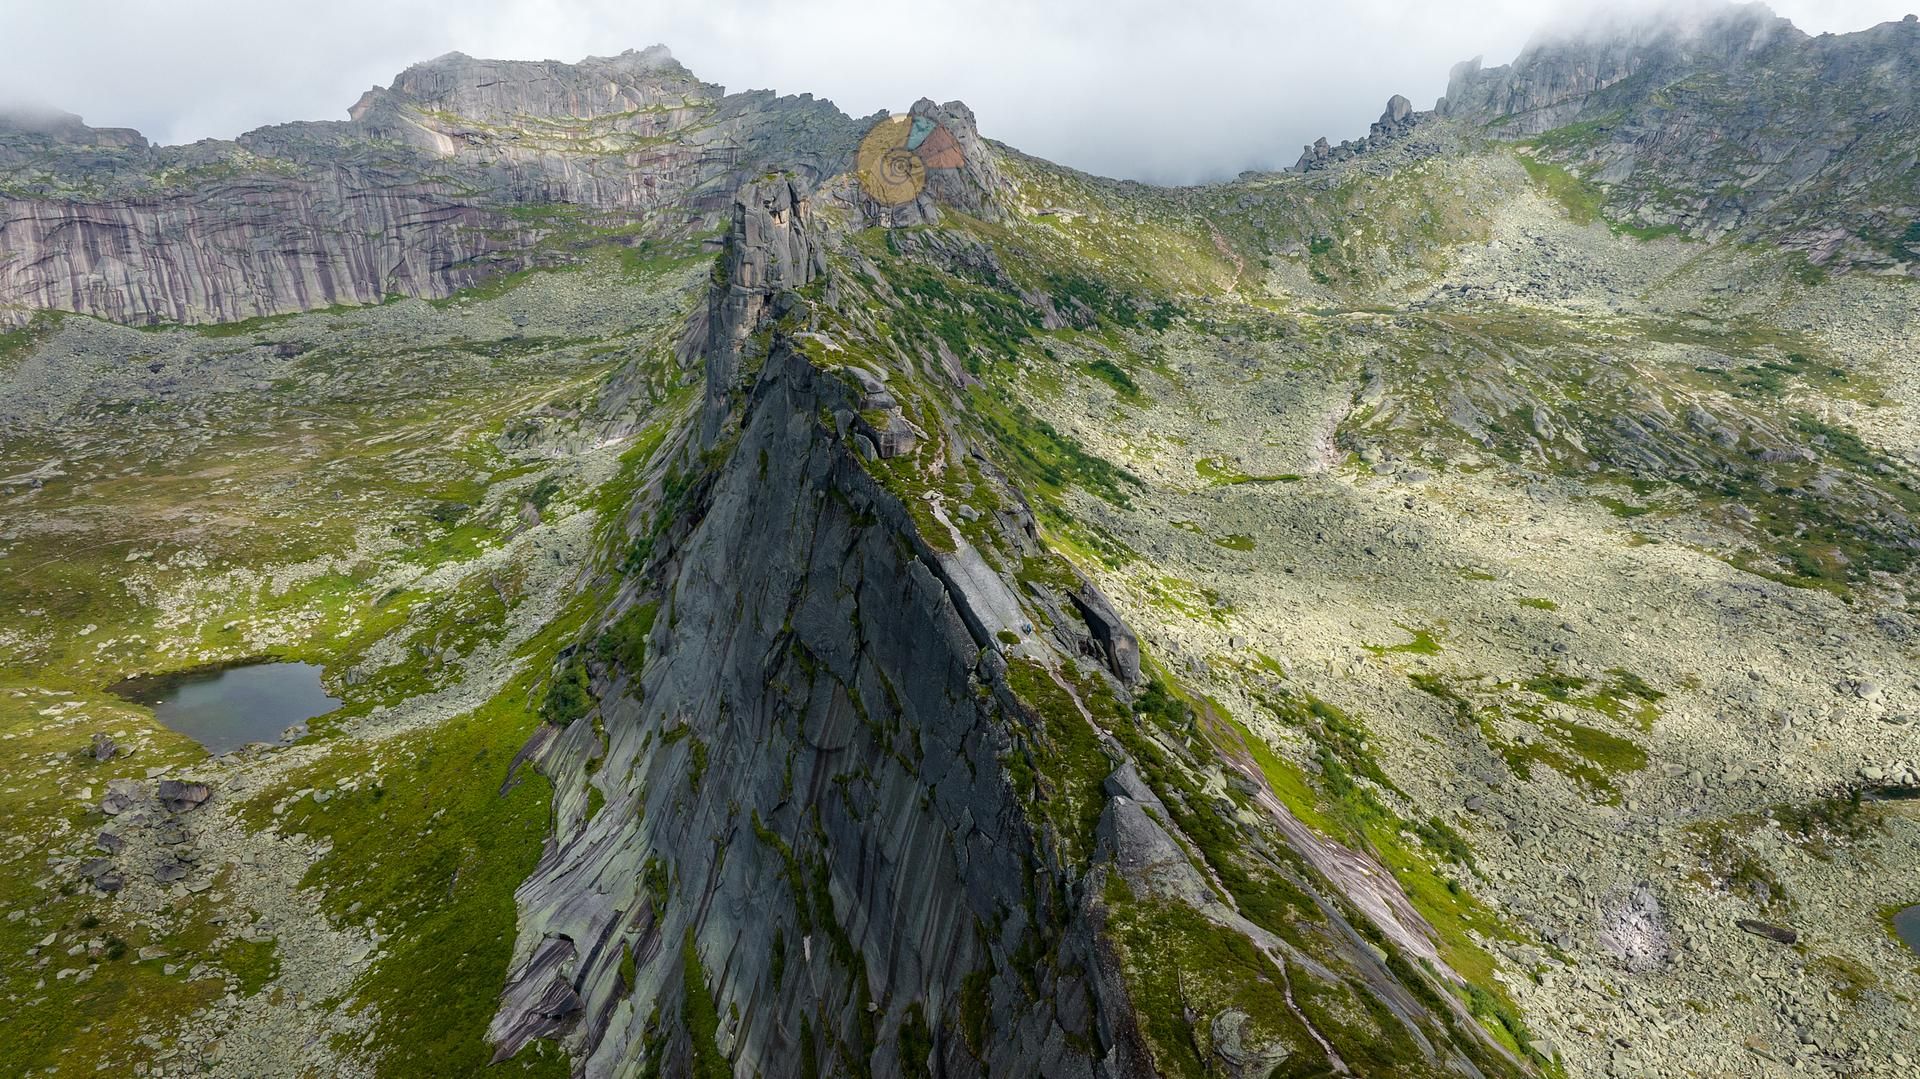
(596, 601), (659, 674)
(540, 656), (593, 726)
(680, 932), (729, 1079)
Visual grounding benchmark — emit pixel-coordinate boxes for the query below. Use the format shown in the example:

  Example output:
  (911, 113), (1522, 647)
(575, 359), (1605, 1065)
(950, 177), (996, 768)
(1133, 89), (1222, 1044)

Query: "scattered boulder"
(98, 779), (144, 816)
(1068, 583), (1141, 684)
(77, 857), (124, 894)
(1212, 1007), (1292, 1076)
(89, 732), (118, 761)
(152, 856), (191, 884)
(1736, 919), (1798, 945)
(157, 779), (210, 813)
(1597, 884), (1671, 973)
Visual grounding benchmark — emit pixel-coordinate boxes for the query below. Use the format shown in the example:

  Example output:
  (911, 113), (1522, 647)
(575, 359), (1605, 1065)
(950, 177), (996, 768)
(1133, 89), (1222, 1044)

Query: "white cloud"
(0, 0), (1906, 183)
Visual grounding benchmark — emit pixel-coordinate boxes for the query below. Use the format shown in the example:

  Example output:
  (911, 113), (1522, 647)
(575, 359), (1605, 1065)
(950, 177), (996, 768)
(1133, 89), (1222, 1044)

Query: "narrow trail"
(1211, 228), (1248, 295)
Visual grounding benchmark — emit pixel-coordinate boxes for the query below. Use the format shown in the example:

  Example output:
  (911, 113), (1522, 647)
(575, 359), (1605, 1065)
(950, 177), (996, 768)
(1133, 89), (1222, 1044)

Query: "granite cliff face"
(494, 335), (1126, 1077)
(1436, 4), (1796, 134)
(490, 179), (1129, 1074)
(8, 9), (1920, 1078)
(0, 48), (864, 328)
(1293, 94), (1421, 172)
(1436, 6), (1920, 269)
(485, 152), (1541, 1075)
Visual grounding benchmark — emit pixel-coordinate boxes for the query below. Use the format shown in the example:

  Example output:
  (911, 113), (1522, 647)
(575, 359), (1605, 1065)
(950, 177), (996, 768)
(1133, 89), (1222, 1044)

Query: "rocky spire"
(1292, 94), (1422, 172)
(693, 177), (826, 445)
(846, 98), (1013, 227)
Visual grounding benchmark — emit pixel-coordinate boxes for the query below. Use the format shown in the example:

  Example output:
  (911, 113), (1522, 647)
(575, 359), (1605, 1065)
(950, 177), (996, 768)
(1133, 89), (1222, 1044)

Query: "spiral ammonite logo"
(856, 114), (966, 207)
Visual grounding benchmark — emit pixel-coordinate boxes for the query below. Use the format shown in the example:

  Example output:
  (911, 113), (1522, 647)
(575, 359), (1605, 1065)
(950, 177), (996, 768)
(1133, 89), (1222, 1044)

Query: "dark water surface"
(1895, 905), (1920, 957)
(111, 660), (339, 754)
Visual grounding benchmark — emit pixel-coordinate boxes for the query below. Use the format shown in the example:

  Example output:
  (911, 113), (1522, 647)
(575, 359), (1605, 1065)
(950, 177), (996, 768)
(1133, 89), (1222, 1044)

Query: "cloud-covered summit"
(0, 0), (1905, 184)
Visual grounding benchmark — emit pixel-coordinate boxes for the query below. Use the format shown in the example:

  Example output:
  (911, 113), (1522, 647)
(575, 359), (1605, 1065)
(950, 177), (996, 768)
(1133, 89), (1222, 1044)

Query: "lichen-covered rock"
(492, 175), (1536, 1079)
(1436, 8), (1920, 272)
(493, 338), (1122, 1076)
(1294, 94), (1425, 171)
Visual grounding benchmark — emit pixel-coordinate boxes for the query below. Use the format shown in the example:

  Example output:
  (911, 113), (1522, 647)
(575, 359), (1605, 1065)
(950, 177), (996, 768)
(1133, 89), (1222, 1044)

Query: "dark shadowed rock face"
(0, 48), (865, 329)
(494, 339), (1127, 1076)
(489, 167), (1536, 1077)
(492, 175), (1122, 1073)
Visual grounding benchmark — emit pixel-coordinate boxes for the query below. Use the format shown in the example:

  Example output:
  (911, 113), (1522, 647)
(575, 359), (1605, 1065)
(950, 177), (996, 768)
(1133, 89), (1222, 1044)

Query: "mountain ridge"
(0, 48), (868, 327)
(6, 4), (1916, 331)
(1, 5), (1917, 1078)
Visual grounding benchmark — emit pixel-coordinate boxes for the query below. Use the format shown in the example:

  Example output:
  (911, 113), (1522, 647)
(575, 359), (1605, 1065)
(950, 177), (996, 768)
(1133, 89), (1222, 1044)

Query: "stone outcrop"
(1283, 6), (1917, 271)
(492, 334), (1129, 1075)
(1293, 94), (1423, 172)
(1066, 584), (1140, 684)
(1435, 4), (1794, 134)
(696, 177), (825, 443)
(0, 48), (865, 328)
(348, 47), (695, 130)
(492, 172), (1123, 1073)
(851, 98), (1013, 227)
(0, 106), (146, 152)
(1437, 5), (1920, 272)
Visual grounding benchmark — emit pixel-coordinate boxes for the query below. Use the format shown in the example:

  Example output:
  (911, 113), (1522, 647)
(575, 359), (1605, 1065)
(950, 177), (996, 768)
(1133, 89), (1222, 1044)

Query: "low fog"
(0, 0), (1907, 184)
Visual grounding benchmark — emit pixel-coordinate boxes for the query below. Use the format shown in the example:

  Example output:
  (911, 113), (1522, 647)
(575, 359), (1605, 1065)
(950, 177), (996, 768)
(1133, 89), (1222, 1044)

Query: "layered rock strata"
(0, 48), (865, 328)
(1437, 7), (1920, 270)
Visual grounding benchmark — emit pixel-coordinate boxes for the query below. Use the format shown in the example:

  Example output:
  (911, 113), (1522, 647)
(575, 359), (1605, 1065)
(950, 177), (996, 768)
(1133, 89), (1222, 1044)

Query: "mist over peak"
(0, 0), (1904, 184)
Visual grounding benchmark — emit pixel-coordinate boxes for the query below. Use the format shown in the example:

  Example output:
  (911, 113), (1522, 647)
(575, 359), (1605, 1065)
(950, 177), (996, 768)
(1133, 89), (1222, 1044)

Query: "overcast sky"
(0, 0), (1906, 183)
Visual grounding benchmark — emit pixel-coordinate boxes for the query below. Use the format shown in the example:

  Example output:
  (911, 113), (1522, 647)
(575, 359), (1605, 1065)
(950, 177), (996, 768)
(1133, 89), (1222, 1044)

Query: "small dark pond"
(111, 660), (339, 754)
(1895, 905), (1920, 958)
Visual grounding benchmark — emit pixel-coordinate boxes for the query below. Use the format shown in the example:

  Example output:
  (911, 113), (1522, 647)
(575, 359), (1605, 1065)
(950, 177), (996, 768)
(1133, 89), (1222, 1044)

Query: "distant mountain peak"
(1437, 1), (1803, 131)
(1521, 0), (1797, 52)
(349, 45), (709, 125)
(0, 104), (147, 149)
